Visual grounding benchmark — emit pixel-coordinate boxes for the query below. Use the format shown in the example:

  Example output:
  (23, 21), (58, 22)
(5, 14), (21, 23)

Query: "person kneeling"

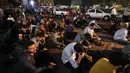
(113, 22), (130, 45)
(62, 43), (93, 73)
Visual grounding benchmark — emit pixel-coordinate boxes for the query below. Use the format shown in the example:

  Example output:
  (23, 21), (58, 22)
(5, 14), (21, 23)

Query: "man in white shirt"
(62, 43), (93, 73)
(113, 22), (130, 45)
(62, 42), (78, 68)
(31, 33), (45, 48)
(62, 32), (93, 73)
(84, 22), (101, 41)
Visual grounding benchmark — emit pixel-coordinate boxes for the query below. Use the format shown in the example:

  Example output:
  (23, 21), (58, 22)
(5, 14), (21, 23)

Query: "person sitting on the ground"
(62, 32), (93, 73)
(63, 31), (77, 45)
(113, 22), (130, 45)
(83, 23), (103, 45)
(80, 33), (93, 49)
(49, 18), (58, 32)
(44, 30), (64, 49)
(64, 22), (74, 33)
(106, 21), (122, 35)
(60, 18), (65, 30)
(74, 13), (86, 27)
(62, 42), (92, 73)
(19, 25), (31, 40)
(84, 23), (101, 41)
(123, 6), (130, 22)
(65, 16), (71, 26)
(44, 21), (50, 33)
(62, 43), (93, 73)
(75, 28), (84, 43)
(31, 32), (45, 49)
(50, 30), (63, 46)
(20, 40), (56, 73)
(89, 52), (129, 73)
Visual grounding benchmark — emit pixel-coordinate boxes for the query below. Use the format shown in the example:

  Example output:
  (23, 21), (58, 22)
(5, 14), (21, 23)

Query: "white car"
(53, 9), (69, 16)
(85, 9), (111, 20)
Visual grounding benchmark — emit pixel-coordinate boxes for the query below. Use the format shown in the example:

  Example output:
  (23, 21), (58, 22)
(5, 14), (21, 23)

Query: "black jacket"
(20, 51), (47, 73)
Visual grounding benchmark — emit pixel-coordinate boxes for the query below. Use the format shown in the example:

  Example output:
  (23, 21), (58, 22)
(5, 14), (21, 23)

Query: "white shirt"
(111, 8), (117, 15)
(51, 32), (61, 44)
(124, 7), (130, 16)
(31, 37), (40, 48)
(113, 28), (128, 41)
(61, 42), (78, 68)
(7, 17), (15, 22)
(83, 26), (94, 37)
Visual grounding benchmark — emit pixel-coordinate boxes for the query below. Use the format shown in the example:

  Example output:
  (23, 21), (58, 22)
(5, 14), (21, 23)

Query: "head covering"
(89, 20), (100, 28)
(89, 20), (97, 26)
(121, 22), (129, 28)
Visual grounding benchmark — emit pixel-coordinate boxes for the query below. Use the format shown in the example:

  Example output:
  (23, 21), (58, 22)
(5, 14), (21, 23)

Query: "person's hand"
(43, 48), (48, 51)
(87, 55), (93, 63)
(48, 65), (54, 69)
(98, 37), (101, 41)
(50, 62), (57, 66)
(78, 52), (85, 58)
(45, 34), (48, 37)
(88, 45), (93, 49)
(77, 52), (85, 64)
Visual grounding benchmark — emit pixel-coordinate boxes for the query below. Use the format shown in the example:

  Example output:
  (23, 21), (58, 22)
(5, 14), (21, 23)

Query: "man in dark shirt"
(20, 40), (56, 73)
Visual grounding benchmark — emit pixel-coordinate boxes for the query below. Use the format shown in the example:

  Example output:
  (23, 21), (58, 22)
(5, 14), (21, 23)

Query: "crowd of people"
(0, 6), (130, 73)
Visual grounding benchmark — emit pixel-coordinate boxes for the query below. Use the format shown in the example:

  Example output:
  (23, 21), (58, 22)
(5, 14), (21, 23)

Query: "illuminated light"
(30, 0), (34, 6)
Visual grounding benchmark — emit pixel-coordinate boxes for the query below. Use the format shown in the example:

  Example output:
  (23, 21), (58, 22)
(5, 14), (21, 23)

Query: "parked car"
(85, 9), (111, 20)
(53, 8), (70, 16)
(101, 8), (123, 21)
